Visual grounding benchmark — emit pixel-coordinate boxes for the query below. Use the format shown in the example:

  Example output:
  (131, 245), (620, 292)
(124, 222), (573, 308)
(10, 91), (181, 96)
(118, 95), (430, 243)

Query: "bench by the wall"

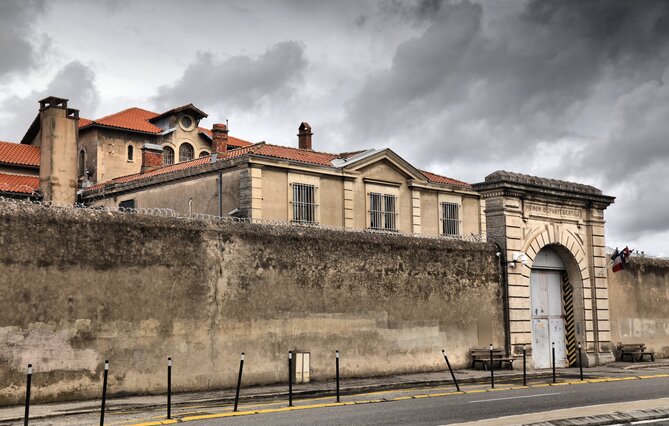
(470, 348), (515, 370)
(617, 342), (655, 362)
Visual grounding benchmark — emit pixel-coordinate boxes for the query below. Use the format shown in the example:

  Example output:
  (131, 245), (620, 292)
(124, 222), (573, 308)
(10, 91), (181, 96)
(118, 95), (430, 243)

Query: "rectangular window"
(292, 183), (317, 224)
(119, 199), (136, 210)
(441, 202), (461, 236)
(370, 192), (398, 231)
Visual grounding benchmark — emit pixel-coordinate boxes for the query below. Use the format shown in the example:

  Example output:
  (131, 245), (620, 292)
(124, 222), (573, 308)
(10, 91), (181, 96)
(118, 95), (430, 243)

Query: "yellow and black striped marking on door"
(563, 271), (576, 367)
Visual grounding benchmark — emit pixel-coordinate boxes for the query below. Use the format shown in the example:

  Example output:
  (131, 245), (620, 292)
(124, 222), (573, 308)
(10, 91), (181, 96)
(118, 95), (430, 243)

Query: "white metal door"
(531, 270), (567, 368)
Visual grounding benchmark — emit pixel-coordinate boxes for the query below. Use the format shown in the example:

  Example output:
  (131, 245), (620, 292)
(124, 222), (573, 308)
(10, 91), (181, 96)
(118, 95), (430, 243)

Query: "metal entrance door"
(531, 269), (567, 368)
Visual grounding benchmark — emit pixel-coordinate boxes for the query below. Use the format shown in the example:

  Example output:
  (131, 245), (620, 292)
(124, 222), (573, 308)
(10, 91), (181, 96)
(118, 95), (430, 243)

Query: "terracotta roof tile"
(421, 170), (472, 188)
(84, 145), (258, 192)
(0, 173), (39, 194)
(0, 141), (40, 168)
(78, 118), (93, 127)
(252, 144), (341, 166)
(198, 127), (253, 147)
(80, 107), (162, 134)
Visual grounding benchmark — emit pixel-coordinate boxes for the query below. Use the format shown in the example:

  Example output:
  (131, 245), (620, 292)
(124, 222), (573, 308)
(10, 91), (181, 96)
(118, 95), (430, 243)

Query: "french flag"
(611, 246), (633, 273)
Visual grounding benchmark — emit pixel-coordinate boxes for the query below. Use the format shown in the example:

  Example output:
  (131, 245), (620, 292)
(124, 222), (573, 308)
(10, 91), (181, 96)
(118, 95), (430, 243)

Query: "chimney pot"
(140, 143), (164, 173)
(212, 123), (229, 154)
(298, 122), (313, 150)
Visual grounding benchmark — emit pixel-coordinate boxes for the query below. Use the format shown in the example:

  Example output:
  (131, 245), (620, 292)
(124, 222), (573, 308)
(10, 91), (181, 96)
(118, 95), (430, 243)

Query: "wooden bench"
(470, 348), (515, 370)
(617, 343), (655, 362)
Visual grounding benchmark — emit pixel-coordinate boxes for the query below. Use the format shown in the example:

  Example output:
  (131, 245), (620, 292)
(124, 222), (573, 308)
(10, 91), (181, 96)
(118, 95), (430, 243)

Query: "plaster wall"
(609, 258), (669, 358)
(0, 201), (502, 405)
(88, 170), (242, 216)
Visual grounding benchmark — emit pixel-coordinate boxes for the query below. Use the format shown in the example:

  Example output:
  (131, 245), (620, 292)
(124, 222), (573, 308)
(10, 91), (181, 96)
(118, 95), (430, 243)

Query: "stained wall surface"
(0, 201), (502, 405)
(609, 257), (669, 358)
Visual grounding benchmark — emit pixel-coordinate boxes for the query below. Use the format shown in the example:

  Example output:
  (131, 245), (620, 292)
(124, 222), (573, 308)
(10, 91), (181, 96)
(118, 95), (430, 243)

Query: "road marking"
(469, 392), (559, 403)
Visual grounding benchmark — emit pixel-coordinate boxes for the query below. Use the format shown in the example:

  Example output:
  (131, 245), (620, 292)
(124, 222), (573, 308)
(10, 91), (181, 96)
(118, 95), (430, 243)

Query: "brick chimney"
(298, 122), (313, 150)
(37, 96), (79, 204)
(212, 123), (229, 154)
(140, 143), (164, 173)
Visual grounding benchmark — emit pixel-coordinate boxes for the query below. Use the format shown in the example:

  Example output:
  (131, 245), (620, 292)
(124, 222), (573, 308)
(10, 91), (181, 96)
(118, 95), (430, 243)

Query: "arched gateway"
(474, 171), (615, 367)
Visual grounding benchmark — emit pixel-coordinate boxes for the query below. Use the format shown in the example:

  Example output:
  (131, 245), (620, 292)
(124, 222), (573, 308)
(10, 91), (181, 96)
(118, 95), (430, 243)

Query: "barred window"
(163, 146), (175, 165)
(370, 192), (397, 231)
(441, 202), (461, 236)
(179, 143), (194, 162)
(292, 183), (317, 223)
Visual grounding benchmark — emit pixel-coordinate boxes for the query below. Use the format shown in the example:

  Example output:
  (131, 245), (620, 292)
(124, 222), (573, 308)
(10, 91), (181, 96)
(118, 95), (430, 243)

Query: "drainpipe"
(495, 243), (512, 357)
(217, 172), (223, 217)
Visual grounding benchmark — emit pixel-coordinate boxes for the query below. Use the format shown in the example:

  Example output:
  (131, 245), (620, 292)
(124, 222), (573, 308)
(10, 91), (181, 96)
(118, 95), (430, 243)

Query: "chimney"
(140, 143), (164, 173)
(212, 123), (229, 154)
(37, 96), (79, 204)
(298, 122), (313, 150)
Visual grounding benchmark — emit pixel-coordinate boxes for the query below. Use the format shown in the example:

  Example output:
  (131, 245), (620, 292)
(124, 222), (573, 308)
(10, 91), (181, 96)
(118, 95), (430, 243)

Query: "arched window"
(163, 146), (175, 165)
(179, 143), (194, 162)
(199, 151), (210, 158)
(78, 149), (86, 177)
(127, 144), (134, 161)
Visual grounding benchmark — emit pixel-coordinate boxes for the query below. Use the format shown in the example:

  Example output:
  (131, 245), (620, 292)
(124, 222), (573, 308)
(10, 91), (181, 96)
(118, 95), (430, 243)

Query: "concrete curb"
(525, 407), (669, 425)
(0, 370), (588, 423)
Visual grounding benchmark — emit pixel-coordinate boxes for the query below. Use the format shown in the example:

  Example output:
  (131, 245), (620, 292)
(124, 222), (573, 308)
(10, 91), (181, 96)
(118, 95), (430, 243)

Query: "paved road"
(187, 377), (669, 425)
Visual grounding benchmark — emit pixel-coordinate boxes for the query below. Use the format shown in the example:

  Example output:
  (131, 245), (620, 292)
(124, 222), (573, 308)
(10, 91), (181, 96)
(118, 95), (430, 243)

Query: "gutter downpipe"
(495, 242), (512, 357)
(217, 172), (223, 217)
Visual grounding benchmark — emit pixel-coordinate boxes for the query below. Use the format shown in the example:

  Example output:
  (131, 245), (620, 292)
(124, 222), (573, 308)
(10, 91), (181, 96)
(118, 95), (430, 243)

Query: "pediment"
(340, 149), (426, 182)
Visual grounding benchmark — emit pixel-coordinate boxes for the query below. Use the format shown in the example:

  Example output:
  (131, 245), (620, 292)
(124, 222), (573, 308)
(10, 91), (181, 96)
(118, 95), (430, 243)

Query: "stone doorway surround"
(474, 171), (616, 366)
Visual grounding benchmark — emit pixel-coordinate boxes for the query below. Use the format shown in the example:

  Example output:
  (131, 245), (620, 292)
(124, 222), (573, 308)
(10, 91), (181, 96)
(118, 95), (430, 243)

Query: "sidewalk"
(2, 360), (668, 425)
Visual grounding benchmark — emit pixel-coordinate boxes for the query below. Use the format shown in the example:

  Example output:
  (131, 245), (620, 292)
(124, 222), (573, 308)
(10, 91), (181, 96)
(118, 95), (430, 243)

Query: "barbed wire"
(0, 196), (488, 243)
(605, 246), (667, 261)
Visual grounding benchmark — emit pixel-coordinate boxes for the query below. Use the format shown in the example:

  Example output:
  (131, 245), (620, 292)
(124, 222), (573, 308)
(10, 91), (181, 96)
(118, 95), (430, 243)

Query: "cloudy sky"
(1, 0), (668, 255)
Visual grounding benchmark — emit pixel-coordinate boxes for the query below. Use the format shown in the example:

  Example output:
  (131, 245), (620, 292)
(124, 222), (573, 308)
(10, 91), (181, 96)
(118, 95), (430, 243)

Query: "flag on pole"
(611, 246), (633, 273)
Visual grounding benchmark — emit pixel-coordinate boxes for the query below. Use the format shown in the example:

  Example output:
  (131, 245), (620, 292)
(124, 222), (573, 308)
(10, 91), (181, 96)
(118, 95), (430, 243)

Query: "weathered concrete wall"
(609, 257), (669, 358)
(0, 202), (502, 405)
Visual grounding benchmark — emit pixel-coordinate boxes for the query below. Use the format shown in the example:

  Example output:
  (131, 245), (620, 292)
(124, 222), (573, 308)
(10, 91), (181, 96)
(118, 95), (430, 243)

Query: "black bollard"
(441, 350), (460, 392)
(24, 364), (32, 426)
(578, 343), (583, 381)
(552, 343), (556, 384)
(522, 345), (527, 386)
(288, 351), (293, 407)
(489, 344), (495, 389)
(234, 353), (245, 412)
(167, 357), (172, 419)
(100, 360), (109, 426)
(335, 350), (340, 402)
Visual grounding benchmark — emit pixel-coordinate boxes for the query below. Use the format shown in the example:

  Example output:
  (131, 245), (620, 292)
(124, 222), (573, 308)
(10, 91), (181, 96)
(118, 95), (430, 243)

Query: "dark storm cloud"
(152, 41), (307, 112)
(1, 62), (99, 142)
(346, 0), (669, 244)
(0, 0), (47, 76)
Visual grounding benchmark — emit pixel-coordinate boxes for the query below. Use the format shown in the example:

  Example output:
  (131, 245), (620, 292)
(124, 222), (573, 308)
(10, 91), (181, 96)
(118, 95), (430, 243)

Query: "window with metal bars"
(441, 202), (461, 236)
(292, 183), (317, 223)
(369, 192), (397, 231)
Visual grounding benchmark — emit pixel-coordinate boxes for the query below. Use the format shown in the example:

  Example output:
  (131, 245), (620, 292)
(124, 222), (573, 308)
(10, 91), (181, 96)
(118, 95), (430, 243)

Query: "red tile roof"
(80, 107), (162, 134)
(84, 145), (257, 192)
(198, 127), (253, 147)
(0, 141), (40, 168)
(0, 173), (39, 194)
(421, 170), (472, 188)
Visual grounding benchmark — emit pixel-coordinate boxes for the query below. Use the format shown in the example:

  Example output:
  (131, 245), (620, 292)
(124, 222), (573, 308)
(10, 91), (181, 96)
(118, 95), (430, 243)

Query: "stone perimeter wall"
(609, 257), (669, 357)
(0, 202), (502, 405)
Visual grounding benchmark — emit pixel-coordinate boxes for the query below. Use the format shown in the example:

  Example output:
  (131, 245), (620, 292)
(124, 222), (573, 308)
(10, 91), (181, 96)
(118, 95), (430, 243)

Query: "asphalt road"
(186, 377), (669, 425)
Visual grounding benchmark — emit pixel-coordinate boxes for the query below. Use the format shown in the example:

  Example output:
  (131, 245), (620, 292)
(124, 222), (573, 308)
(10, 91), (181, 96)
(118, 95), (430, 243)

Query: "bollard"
(288, 351), (293, 407)
(489, 344), (495, 389)
(100, 360), (109, 426)
(167, 357), (172, 419)
(234, 353), (245, 412)
(552, 343), (556, 384)
(335, 350), (340, 402)
(441, 350), (460, 392)
(578, 343), (583, 381)
(24, 364), (32, 426)
(522, 345), (527, 386)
